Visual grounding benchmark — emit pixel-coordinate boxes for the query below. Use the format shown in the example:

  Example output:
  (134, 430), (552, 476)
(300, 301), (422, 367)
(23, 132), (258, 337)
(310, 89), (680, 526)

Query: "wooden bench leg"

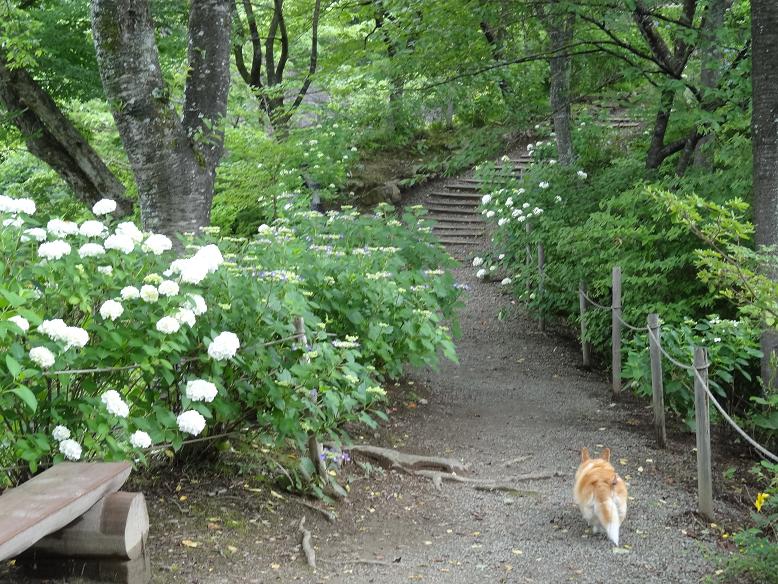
(20, 550), (151, 584)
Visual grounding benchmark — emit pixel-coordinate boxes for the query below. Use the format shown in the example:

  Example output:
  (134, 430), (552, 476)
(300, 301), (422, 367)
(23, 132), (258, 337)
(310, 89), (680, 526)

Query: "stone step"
(427, 214), (485, 224)
(439, 238), (481, 246)
(432, 227), (485, 236)
(430, 190), (482, 198)
(425, 205), (479, 215)
(443, 183), (482, 191)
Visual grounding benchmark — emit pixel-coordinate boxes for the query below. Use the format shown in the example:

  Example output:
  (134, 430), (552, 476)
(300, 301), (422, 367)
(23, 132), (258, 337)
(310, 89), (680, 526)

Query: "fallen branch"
(298, 516), (316, 569)
(501, 455), (533, 467)
(473, 484), (539, 496)
(320, 558), (395, 566)
(412, 469), (561, 493)
(346, 445), (469, 474)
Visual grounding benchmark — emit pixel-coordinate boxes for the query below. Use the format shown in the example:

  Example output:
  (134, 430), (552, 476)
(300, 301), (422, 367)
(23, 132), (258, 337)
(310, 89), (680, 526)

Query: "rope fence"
(527, 239), (777, 519)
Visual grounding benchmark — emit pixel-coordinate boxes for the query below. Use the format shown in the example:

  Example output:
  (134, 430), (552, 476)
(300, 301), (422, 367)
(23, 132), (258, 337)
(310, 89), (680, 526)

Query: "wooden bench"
(0, 462), (150, 583)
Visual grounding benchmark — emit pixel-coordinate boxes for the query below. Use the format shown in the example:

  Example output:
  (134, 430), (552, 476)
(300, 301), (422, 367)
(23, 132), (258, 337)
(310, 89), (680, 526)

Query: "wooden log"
(648, 314), (667, 449)
(0, 462), (131, 562)
(30, 492), (148, 560)
(579, 281), (591, 368)
(611, 266), (622, 396)
(694, 347), (714, 520)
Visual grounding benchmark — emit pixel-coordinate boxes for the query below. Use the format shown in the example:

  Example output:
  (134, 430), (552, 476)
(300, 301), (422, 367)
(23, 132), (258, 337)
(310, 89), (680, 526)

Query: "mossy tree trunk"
(90, 0), (232, 236)
(0, 48), (133, 216)
(752, 0), (778, 388)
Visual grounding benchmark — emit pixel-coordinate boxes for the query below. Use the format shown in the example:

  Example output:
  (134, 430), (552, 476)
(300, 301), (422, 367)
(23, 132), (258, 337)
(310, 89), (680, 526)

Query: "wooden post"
(694, 346), (714, 520)
(647, 314), (667, 449)
(537, 243), (545, 332)
(294, 316), (326, 481)
(611, 266), (622, 396)
(579, 281), (591, 368)
(525, 223), (532, 300)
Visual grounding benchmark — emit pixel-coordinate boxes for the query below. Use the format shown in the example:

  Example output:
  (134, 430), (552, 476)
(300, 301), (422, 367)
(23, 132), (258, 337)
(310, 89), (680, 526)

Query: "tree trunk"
(752, 0), (778, 389)
(0, 50), (133, 216)
(694, 0), (726, 168)
(90, 0), (231, 236)
(547, 2), (575, 164)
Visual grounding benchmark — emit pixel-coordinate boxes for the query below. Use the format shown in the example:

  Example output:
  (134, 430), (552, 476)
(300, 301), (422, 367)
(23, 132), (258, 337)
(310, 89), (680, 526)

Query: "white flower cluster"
(129, 430), (152, 449)
(101, 390), (129, 418)
(59, 439), (82, 461)
(177, 410), (206, 436)
(207, 331), (240, 361)
(142, 234), (173, 256)
(156, 316), (181, 334)
(99, 299), (124, 321)
(167, 244), (224, 284)
(8, 315), (30, 332)
(79, 220), (107, 238)
(47, 219), (79, 238)
(29, 346), (55, 368)
(79, 243), (106, 258)
(185, 379), (218, 403)
(38, 319), (89, 349)
(38, 240), (71, 260)
(0, 195), (36, 215)
(472, 257), (484, 267)
(92, 199), (117, 216)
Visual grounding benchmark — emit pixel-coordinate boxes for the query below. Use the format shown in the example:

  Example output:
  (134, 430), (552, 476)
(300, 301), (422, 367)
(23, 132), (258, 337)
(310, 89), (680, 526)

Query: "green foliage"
(0, 200), (460, 487)
(724, 462), (778, 584)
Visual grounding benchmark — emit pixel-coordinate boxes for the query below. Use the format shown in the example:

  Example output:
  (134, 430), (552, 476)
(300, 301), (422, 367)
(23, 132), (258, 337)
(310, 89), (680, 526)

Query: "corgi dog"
(574, 447), (628, 545)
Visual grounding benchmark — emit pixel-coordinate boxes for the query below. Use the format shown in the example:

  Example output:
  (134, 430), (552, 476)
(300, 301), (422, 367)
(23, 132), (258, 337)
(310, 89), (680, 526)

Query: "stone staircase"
(426, 153), (533, 249)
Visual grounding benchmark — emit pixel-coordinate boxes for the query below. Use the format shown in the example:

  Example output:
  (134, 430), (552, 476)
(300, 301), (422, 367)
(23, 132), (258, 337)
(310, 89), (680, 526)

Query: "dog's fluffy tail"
(594, 480), (621, 545)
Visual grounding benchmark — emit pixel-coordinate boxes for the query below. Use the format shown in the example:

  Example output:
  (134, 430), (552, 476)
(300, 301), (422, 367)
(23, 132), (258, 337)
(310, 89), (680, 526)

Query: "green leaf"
(6, 354), (22, 378)
(11, 386), (37, 412)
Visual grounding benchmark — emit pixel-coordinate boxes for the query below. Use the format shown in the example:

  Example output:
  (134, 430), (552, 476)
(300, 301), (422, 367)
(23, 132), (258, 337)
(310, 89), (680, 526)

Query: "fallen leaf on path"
(612, 547), (630, 554)
(181, 540), (200, 548)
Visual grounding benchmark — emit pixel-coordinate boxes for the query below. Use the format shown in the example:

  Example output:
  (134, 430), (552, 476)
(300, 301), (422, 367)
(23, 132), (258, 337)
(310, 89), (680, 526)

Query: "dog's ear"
(581, 447), (590, 462)
(600, 448), (611, 462)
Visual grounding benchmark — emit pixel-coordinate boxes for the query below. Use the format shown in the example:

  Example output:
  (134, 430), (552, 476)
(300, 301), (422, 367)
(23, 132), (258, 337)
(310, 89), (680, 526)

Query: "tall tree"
(0, 48), (133, 216)
(546, 0), (575, 164)
(751, 0), (778, 387)
(232, 0), (321, 136)
(90, 0), (232, 236)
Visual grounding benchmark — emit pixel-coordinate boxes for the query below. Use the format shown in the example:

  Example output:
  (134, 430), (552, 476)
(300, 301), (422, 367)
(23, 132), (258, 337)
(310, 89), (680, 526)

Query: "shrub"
(0, 197), (460, 487)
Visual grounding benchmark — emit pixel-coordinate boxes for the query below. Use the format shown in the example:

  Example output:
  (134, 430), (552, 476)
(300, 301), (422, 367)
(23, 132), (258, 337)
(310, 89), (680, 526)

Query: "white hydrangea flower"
(472, 257), (484, 267)
(115, 222), (144, 243)
(192, 244), (224, 274)
(185, 294), (207, 316)
(142, 234), (173, 255)
(129, 430), (152, 449)
(101, 390), (129, 418)
(498, 218), (508, 226)
(185, 379), (218, 403)
(485, 210), (495, 218)
(505, 197), (513, 207)
(78, 243), (106, 258)
(176, 259), (208, 285)
(0, 195), (36, 215)
(8, 315), (30, 332)
(476, 269), (487, 279)
(30, 346), (56, 368)
(59, 439), (82, 461)
(52, 425), (70, 441)
(22, 227), (47, 242)
(3, 217), (23, 228)
(481, 194), (492, 205)
(501, 278), (512, 285)
(533, 207), (543, 216)
(174, 308), (196, 328)
(156, 316), (181, 334)
(517, 188), (526, 195)
(555, 195), (563, 203)
(549, 159), (557, 165)
(577, 170), (588, 179)
(517, 215), (527, 223)
(539, 181), (550, 189)
(512, 209), (522, 218)
(99, 299), (124, 321)
(38, 319), (68, 340)
(47, 219), (79, 237)
(207, 331), (240, 361)
(92, 199), (117, 216)
(177, 410), (206, 436)
(79, 220), (107, 238)
(522, 202), (530, 209)
(97, 266), (113, 276)
(104, 233), (135, 254)
(140, 285), (159, 303)
(62, 327), (89, 350)
(38, 240), (72, 260)
(121, 286), (140, 300)
(158, 280), (179, 297)
(499, 254), (505, 260)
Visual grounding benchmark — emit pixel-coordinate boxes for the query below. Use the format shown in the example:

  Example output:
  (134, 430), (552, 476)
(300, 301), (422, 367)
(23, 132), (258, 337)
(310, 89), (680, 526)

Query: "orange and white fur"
(574, 447), (628, 545)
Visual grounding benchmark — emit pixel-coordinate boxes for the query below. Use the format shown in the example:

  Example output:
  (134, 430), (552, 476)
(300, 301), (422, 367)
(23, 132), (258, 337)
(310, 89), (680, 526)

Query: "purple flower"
(309, 389), (319, 401)
(340, 451), (351, 463)
(454, 282), (471, 291)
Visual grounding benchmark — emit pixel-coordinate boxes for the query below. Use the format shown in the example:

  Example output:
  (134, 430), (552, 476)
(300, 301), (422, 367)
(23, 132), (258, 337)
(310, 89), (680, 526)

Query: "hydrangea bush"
(0, 197), (460, 486)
